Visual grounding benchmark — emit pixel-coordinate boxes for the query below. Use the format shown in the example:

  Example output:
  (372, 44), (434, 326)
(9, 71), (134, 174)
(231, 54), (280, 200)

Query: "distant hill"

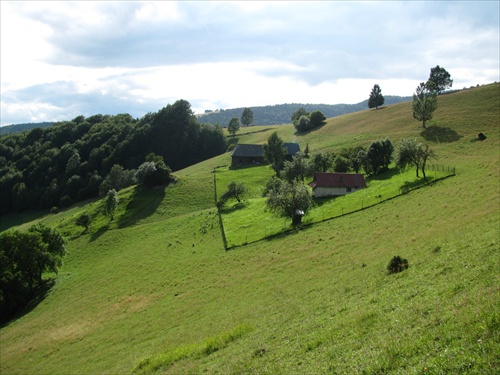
(197, 96), (412, 126)
(0, 122), (54, 136)
(0, 97), (411, 135)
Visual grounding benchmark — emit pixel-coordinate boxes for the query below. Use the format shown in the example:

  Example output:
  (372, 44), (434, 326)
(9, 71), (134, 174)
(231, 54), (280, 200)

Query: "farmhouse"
(309, 172), (366, 198)
(230, 143), (300, 166)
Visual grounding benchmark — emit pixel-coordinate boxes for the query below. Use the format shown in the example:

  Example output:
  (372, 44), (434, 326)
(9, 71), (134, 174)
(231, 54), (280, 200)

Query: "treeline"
(198, 96), (411, 126)
(0, 100), (226, 215)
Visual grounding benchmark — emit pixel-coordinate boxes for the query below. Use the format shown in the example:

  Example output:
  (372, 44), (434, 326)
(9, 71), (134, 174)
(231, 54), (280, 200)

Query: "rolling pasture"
(1, 84), (498, 374)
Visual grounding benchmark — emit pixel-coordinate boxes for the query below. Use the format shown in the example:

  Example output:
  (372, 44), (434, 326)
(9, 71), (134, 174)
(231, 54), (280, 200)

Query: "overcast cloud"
(1, 1), (498, 126)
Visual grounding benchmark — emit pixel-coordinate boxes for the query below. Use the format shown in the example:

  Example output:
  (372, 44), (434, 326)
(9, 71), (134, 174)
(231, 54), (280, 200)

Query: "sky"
(1, 1), (499, 126)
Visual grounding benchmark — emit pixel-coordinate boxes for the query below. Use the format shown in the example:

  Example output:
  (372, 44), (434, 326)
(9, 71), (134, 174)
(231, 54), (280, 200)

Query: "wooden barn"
(230, 143), (300, 166)
(309, 172), (366, 197)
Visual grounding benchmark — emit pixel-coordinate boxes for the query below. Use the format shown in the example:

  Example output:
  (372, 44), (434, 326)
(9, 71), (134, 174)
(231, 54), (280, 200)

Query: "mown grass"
(217, 163), (455, 248)
(0, 83), (498, 375)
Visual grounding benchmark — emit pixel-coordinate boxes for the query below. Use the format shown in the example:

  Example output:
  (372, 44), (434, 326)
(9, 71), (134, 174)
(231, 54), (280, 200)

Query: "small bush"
(387, 255), (409, 274)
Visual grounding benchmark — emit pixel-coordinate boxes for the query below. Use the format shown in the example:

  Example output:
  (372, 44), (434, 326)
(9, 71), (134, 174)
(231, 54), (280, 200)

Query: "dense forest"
(198, 96), (411, 126)
(0, 100), (226, 215)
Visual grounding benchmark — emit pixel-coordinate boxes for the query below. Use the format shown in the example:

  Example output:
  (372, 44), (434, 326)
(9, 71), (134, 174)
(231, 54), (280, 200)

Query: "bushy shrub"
(387, 255), (409, 274)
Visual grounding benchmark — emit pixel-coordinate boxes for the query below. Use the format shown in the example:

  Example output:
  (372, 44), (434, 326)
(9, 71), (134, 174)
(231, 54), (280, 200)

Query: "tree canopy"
(427, 65), (453, 94)
(0, 225), (65, 322)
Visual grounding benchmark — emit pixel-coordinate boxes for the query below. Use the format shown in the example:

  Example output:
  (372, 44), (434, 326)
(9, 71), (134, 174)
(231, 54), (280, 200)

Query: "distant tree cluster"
(0, 225), (65, 322)
(0, 100), (226, 214)
(291, 108), (327, 132)
(197, 99), (412, 127)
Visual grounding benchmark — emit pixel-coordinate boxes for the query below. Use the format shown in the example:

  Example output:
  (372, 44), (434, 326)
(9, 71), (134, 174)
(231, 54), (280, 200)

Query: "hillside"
(197, 96), (412, 126)
(0, 83), (498, 374)
(0, 122), (54, 136)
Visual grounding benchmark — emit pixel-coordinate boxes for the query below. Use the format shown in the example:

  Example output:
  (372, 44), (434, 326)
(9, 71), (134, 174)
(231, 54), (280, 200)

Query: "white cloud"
(1, 1), (499, 126)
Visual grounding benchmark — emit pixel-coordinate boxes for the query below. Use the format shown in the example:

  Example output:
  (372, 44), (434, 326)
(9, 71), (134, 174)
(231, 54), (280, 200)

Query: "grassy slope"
(0, 84), (499, 374)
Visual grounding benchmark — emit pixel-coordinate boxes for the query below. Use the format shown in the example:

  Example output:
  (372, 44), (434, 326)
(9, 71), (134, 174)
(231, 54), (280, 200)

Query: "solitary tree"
(418, 144), (436, 181)
(427, 65), (453, 94)
(412, 82), (438, 128)
(76, 212), (91, 233)
(241, 108), (254, 127)
(263, 132), (287, 175)
(218, 181), (247, 208)
(266, 180), (313, 225)
(368, 84), (385, 109)
(228, 117), (240, 137)
(105, 189), (119, 221)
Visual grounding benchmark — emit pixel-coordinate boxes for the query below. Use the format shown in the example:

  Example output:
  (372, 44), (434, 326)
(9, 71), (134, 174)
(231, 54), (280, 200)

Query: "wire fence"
(215, 165), (456, 250)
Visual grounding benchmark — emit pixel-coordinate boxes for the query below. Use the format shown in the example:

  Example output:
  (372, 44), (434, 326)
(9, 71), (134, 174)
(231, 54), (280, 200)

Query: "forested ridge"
(0, 100), (226, 215)
(198, 96), (411, 126)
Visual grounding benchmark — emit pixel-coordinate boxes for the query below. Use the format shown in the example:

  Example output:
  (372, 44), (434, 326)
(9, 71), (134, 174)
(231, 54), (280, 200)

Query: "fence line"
(213, 167), (228, 250)
(218, 165), (456, 250)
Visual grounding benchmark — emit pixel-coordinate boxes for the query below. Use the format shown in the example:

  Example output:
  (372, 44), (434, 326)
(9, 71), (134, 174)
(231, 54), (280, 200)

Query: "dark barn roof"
(230, 143), (300, 158)
(309, 172), (367, 189)
(230, 144), (264, 158)
(283, 143), (300, 156)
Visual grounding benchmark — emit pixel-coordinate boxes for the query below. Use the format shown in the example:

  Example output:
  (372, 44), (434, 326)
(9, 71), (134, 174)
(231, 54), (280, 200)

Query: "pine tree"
(368, 84), (385, 109)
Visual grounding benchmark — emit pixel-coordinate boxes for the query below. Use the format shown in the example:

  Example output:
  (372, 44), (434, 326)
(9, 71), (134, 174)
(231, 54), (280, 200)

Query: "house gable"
(309, 172), (366, 197)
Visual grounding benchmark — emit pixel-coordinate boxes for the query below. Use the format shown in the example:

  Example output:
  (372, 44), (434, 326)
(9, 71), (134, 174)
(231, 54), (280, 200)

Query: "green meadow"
(1, 83), (499, 374)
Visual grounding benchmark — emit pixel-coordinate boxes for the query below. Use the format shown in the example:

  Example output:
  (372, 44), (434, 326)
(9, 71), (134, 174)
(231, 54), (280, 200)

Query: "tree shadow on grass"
(294, 122), (327, 137)
(220, 201), (249, 214)
(0, 279), (55, 328)
(118, 185), (166, 228)
(366, 167), (400, 182)
(90, 224), (109, 242)
(420, 126), (462, 143)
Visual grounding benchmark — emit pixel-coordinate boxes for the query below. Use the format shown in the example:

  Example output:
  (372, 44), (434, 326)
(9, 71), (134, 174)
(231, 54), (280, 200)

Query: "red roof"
(309, 172), (366, 189)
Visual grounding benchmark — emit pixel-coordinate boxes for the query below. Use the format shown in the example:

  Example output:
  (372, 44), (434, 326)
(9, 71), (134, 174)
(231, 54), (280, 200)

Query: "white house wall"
(312, 186), (361, 197)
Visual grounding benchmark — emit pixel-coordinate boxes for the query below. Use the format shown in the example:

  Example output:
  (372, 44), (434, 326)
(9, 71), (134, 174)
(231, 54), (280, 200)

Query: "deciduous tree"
(412, 82), (438, 128)
(76, 212), (91, 233)
(263, 132), (287, 175)
(228, 117), (240, 137)
(218, 181), (247, 208)
(266, 180), (312, 225)
(241, 108), (254, 127)
(281, 153), (309, 182)
(395, 138), (436, 181)
(105, 189), (119, 221)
